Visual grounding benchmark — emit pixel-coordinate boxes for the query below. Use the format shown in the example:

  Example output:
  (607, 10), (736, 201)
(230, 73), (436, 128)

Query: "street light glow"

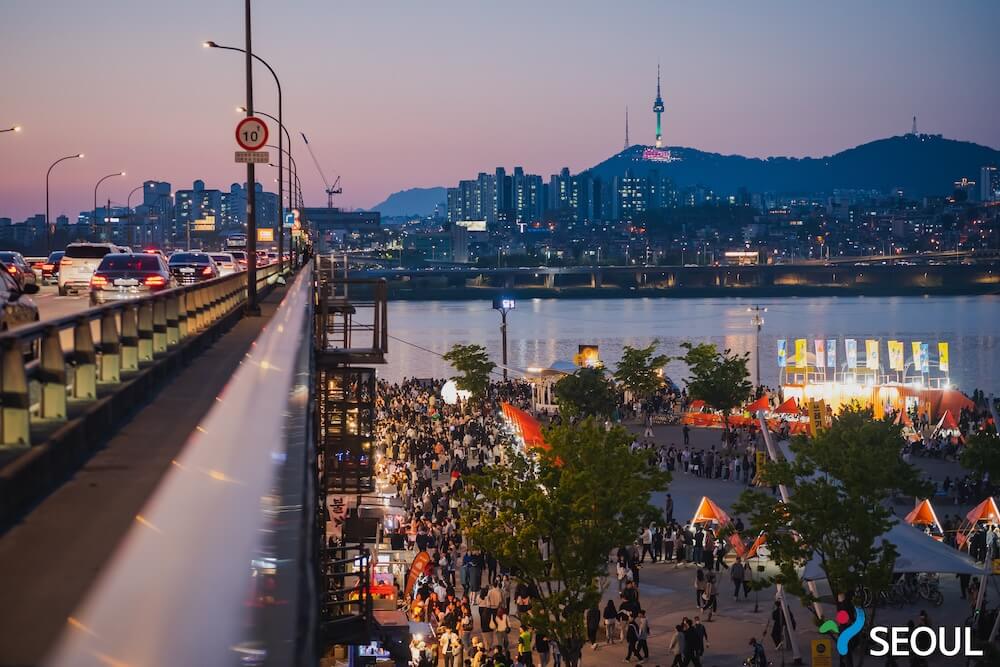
(78, 153), (85, 158)
(202, 40), (217, 48)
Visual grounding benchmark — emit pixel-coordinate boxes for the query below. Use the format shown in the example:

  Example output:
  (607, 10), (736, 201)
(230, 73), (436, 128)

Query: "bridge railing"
(46, 263), (317, 666)
(0, 262), (286, 526)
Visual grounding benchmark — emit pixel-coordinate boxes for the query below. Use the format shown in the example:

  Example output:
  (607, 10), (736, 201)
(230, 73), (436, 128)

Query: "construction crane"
(301, 132), (343, 208)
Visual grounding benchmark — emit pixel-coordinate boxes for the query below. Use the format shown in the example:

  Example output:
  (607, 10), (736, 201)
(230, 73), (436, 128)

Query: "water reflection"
(385, 296), (1000, 392)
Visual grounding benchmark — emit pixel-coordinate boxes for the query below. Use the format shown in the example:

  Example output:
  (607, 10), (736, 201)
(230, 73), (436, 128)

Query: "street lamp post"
(126, 184), (144, 248)
(94, 172), (126, 240)
(492, 296), (515, 380)
(207, 37), (284, 275)
(45, 153), (84, 254)
(1, 125), (22, 134)
(748, 305), (766, 387)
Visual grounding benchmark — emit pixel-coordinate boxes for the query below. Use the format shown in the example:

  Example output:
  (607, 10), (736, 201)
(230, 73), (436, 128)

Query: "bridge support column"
(504, 275), (515, 289)
(590, 270), (603, 288)
(98, 310), (121, 384)
(39, 326), (67, 420)
(137, 302), (154, 363)
(72, 318), (97, 401)
(120, 305), (139, 372)
(166, 294), (180, 348)
(0, 339), (31, 447)
(152, 300), (168, 355)
(177, 293), (189, 340)
(544, 273), (555, 289)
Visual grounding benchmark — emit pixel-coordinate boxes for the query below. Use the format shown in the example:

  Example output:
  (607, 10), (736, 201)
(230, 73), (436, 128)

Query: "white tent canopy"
(802, 521), (983, 580)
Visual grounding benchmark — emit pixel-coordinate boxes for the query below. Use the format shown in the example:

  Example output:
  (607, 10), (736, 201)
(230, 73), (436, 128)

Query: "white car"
(58, 242), (119, 295)
(209, 252), (239, 276)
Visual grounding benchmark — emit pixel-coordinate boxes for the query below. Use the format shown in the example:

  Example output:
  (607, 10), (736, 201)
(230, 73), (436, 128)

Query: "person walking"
(603, 599), (619, 645)
(731, 557), (745, 600)
(535, 631), (550, 667)
(694, 569), (706, 608)
(701, 573), (718, 621)
(636, 609), (651, 660)
(586, 602), (601, 650)
(624, 614), (641, 662)
(664, 494), (674, 523)
(517, 626), (533, 666)
(491, 607), (511, 654)
(667, 623), (685, 667)
(441, 627), (459, 667)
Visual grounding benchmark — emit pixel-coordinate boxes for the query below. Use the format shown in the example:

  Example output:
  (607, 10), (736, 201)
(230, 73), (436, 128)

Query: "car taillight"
(61, 258), (73, 266)
(42, 263), (54, 271)
(90, 275), (108, 288)
(6, 265), (17, 274)
(202, 266), (213, 276)
(145, 275), (166, 287)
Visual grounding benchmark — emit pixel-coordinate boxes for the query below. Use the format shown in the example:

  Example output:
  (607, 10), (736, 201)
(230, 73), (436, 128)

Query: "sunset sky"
(1, 0), (998, 220)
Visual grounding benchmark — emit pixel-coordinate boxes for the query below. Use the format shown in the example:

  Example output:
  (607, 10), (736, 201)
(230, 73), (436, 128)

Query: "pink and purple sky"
(1, 0), (998, 220)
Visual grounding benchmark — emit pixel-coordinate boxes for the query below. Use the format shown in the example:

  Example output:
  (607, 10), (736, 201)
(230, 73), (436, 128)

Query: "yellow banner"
(911, 341), (922, 372)
(888, 340), (904, 371)
(865, 339), (879, 369)
(795, 338), (807, 368)
(938, 342), (949, 372)
(807, 399), (826, 436)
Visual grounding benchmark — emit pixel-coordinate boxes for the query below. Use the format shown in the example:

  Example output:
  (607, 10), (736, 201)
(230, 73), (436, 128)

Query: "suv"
(168, 252), (220, 285)
(0, 260), (39, 331)
(59, 242), (118, 295)
(90, 253), (175, 305)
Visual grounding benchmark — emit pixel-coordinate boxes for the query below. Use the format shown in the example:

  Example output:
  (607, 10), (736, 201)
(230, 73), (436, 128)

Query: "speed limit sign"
(235, 116), (268, 151)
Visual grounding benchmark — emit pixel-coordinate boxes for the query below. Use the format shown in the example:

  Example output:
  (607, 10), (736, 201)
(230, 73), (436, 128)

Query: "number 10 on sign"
(235, 117), (268, 151)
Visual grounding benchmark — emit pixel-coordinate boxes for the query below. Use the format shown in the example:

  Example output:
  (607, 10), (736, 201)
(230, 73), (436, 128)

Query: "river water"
(382, 295), (1000, 393)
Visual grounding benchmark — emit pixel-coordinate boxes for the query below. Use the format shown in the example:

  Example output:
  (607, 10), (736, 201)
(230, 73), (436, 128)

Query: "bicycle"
(917, 573), (944, 607)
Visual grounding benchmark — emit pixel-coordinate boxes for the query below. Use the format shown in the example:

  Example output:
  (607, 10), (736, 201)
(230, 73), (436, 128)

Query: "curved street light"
(2, 125), (22, 134)
(45, 153), (84, 254)
(206, 40), (285, 271)
(237, 106), (298, 209)
(93, 171), (126, 238)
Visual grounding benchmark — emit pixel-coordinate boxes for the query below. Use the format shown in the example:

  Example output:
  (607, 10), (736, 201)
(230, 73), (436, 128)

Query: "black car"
(41, 251), (65, 285)
(0, 251), (37, 289)
(89, 253), (176, 305)
(168, 252), (220, 285)
(0, 261), (39, 331)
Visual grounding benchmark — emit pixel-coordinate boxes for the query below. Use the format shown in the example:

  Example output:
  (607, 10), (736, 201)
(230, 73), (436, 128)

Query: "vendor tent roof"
(689, 399), (706, 411)
(937, 410), (960, 431)
(774, 398), (801, 415)
(746, 395), (770, 412)
(803, 522), (983, 580)
(691, 496), (731, 525)
(501, 402), (548, 451)
(965, 497), (1000, 525)
(904, 499), (943, 533)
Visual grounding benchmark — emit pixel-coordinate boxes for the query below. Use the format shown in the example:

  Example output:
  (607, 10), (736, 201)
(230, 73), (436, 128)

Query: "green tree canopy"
(553, 367), (616, 419)
(462, 419), (669, 667)
(442, 343), (495, 399)
(733, 407), (931, 658)
(960, 425), (1000, 482)
(678, 341), (752, 430)
(613, 340), (670, 402)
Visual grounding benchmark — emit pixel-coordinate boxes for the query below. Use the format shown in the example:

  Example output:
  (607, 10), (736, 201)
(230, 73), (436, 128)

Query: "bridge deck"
(0, 284), (291, 667)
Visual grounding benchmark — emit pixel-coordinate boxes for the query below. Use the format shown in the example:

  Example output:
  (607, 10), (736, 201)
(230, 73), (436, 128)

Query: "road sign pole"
(244, 0), (259, 315)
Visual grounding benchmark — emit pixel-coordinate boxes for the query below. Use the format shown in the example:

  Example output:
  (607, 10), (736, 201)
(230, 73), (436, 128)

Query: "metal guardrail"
(0, 262), (287, 526)
(46, 263), (315, 666)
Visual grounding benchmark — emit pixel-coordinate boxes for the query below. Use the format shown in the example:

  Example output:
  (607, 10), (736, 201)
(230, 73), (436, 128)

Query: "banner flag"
(826, 339), (837, 368)
(845, 339), (857, 369)
(777, 339), (787, 368)
(795, 339), (808, 368)
(865, 339), (879, 370)
(912, 341), (922, 372)
(888, 340), (904, 371)
(921, 343), (930, 373)
(814, 339), (825, 368)
(938, 342), (949, 372)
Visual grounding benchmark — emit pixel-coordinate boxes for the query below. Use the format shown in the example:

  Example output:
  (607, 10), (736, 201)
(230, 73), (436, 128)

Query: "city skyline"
(2, 0), (999, 220)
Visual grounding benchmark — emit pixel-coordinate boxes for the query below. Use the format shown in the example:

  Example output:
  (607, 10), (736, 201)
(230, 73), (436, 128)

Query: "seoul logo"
(818, 606), (865, 655)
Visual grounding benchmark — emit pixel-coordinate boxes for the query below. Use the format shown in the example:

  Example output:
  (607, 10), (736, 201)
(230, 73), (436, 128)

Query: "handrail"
(0, 262), (284, 450)
(46, 263), (315, 666)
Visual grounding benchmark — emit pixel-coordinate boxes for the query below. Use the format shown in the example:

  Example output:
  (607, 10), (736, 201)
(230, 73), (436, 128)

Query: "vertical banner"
(826, 339), (837, 368)
(865, 339), (880, 370)
(795, 338), (808, 368)
(920, 343), (929, 373)
(845, 338), (858, 368)
(888, 340), (904, 371)
(911, 341), (922, 372)
(938, 341), (950, 372)
(814, 339), (826, 368)
(777, 339), (787, 368)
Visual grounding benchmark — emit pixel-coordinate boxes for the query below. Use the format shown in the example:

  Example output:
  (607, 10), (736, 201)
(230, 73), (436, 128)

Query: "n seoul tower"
(653, 64), (665, 148)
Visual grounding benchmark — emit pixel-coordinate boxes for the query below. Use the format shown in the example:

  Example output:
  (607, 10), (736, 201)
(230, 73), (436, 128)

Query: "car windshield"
(0, 252), (21, 262)
(169, 253), (211, 265)
(210, 255), (233, 263)
(97, 255), (163, 271)
(66, 245), (113, 259)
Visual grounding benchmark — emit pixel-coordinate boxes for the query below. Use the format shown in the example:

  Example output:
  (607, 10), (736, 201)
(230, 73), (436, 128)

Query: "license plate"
(114, 278), (139, 287)
(180, 267), (195, 274)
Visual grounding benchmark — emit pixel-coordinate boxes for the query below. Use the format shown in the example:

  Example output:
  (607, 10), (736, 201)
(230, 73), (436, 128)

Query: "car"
(40, 251), (65, 285)
(89, 253), (176, 305)
(209, 252), (239, 276)
(229, 250), (248, 269)
(168, 251), (220, 285)
(0, 260), (39, 331)
(142, 248), (167, 259)
(59, 242), (119, 295)
(0, 251), (37, 289)
(256, 250), (269, 266)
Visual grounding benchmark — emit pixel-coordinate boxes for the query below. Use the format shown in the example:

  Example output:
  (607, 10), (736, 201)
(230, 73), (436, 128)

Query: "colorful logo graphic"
(819, 606), (866, 655)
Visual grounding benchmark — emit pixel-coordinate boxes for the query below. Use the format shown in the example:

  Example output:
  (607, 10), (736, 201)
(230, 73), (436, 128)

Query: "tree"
(960, 425), (1000, 482)
(553, 367), (615, 419)
(613, 340), (669, 404)
(678, 342), (752, 432)
(733, 407), (931, 663)
(442, 343), (495, 399)
(462, 419), (669, 667)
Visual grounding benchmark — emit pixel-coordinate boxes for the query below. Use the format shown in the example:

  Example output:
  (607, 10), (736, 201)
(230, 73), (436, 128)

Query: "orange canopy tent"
(746, 395), (770, 413)
(955, 497), (1000, 550)
(691, 496), (746, 557)
(745, 532), (768, 559)
(773, 398), (800, 415)
(937, 410), (960, 431)
(904, 499), (944, 537)
(501, 402), (549, 451)
(689, 399), (706, 411)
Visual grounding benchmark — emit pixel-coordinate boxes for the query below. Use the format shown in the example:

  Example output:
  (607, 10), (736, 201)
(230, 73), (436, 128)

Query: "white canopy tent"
(802, 521), (983, 580)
